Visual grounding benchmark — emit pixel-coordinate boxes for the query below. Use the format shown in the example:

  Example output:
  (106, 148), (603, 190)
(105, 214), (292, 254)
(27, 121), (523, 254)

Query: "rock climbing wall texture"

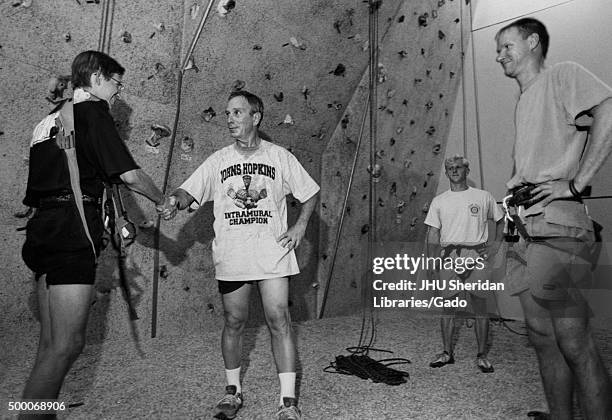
(0, 0), (405, 343)
(317, 0), (471, 317)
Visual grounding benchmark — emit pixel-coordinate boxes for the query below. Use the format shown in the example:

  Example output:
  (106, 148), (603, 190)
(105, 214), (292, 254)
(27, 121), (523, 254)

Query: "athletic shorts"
(22, 203), (103, 286)
(217, 280), (256, 294)
(505, 206), (594, 302)
(436, 246), (493, 299)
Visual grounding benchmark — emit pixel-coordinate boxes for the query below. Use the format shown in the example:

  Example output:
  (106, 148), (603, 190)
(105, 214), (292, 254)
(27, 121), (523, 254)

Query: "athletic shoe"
(276, 397), (301, 420)
(476, 353), (494, 373)
(213, 385), (243, 420)
(429, 350), (455, 368)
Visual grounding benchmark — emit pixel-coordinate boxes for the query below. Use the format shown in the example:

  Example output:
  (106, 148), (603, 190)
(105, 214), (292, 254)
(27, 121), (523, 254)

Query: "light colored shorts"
(505, 201), (594, 302)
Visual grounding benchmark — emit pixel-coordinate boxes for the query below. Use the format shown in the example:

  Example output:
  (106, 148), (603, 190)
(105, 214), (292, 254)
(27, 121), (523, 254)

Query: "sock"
(225, 367), (241, 394)
(278, 372), (296, 405)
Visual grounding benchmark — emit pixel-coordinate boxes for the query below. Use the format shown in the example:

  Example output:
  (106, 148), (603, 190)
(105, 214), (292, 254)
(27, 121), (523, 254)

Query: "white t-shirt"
(424, 187), (504, 246)
(179, 140), (320, 281)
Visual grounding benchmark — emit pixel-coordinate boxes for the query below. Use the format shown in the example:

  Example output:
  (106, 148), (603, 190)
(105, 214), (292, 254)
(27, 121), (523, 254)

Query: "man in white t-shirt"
(163, 91), (319, 420)
(424, 156), (504, 373)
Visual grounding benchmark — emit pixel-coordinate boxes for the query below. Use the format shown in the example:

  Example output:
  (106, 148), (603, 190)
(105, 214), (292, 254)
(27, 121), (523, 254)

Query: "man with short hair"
(496, 17), (612, 419)
(164, 90), (319, 420)
(425, 155), (504, 373)
(21, 50), (171, 416)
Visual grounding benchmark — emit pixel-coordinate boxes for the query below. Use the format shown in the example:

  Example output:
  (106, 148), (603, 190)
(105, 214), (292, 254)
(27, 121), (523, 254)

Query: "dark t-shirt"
(23, 100), (139, 206)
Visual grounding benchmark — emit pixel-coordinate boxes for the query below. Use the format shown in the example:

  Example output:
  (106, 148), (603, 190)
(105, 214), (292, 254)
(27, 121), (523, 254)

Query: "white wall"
(442, 0), (612, 318)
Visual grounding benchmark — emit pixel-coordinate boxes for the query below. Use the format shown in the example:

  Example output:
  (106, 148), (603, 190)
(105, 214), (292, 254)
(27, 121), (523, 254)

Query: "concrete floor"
(2, 310), (611, 419)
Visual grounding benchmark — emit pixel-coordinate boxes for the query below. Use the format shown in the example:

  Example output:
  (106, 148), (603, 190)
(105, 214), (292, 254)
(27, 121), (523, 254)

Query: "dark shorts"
(217, 280), (256, 294)
(22, 203), (103, 286)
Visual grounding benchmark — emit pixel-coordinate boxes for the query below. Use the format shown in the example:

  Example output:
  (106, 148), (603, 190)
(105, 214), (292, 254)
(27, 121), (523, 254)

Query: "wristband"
(568, 179), (581, 198)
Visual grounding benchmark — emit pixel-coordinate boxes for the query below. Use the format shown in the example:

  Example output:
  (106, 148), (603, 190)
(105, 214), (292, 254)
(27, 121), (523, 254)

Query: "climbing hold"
(341, 115), (349, 129)
(160, 265), (169, 278)
(207, 303), (215, 313)
(387, 88), (396, 99)
(404, 159), (412, 169)
(425, 101), (434, 111)
(333, 19), (342, 34)
(147, 124), (171, 147)
(289, 36), (306, 50)
(63, 33), (71, 42)
(411, 186), (418, 198)
(378, 198), (385, 207)
(201, 107), (216, 122)
(398, 15), (405, 23)
(414, 78), (422, 85)
(190, 3), (200, 19)
(184, 55), (199, 72)
(438, 30), (446, 40)
(450, 71), (455, 79)
(398, 50), (408, 58)
(433, 143), (441, 154)
(396, 127), (403, 134)
(367, 164), (382, 182)
(264, 72), (272, 80)
(389, 137), (395, 146)
(154, 62), (165, 73)
(410, 217), (418, 227)
(301, 86), (310, 100)
(180, 136), (194, 153)
(418, 13), (429, 27)
(154, 22), (165, 32)
(311, 282), (320, 289)
(390, 182), (397, 195)
(217, 0), (236, 16)
(273, 92), (284, 102)
(253, 44), (262, 50)
(402, 99), (408, 106)
(439, 62), (444, 70)
(422, 203), (430, 213)
(46, 75), (71, 103)
(421, 48), (426, 55)
(396, 200), (406, 213)
(232, 80), (245, 91)
(350, 280), (358, 288)
(432, 10), (438, 19)
(377, 63), (387, 83)
(426, 126), (436, 136)
(120, 31), (132, 43)
(279, 114), (295, 125)
(426, 69), (432, 77)
(330, 63), (346, 77)
(361, 224), (369, 234)
(438, 0), (445, 6)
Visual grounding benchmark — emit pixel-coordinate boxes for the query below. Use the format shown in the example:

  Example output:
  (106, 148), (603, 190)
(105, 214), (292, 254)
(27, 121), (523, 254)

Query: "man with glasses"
(20, 50), (172, 416)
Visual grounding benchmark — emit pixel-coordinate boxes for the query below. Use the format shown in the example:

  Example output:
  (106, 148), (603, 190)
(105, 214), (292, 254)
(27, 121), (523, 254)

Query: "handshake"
(155, 195), (179, 221)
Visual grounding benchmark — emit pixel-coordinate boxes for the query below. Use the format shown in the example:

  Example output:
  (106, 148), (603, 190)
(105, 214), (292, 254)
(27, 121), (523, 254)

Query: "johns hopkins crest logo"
(227, 175), (267, 209)
(468, 203), (480, 216)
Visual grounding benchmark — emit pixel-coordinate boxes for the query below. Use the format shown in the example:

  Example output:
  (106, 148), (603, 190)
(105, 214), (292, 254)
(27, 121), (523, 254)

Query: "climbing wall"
(0, 0), (402, 344)
(317, 0), (471, 317)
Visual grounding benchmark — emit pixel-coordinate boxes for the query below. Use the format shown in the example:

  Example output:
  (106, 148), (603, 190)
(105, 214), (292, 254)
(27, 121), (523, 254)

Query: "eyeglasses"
(110, 77), (124, 90)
